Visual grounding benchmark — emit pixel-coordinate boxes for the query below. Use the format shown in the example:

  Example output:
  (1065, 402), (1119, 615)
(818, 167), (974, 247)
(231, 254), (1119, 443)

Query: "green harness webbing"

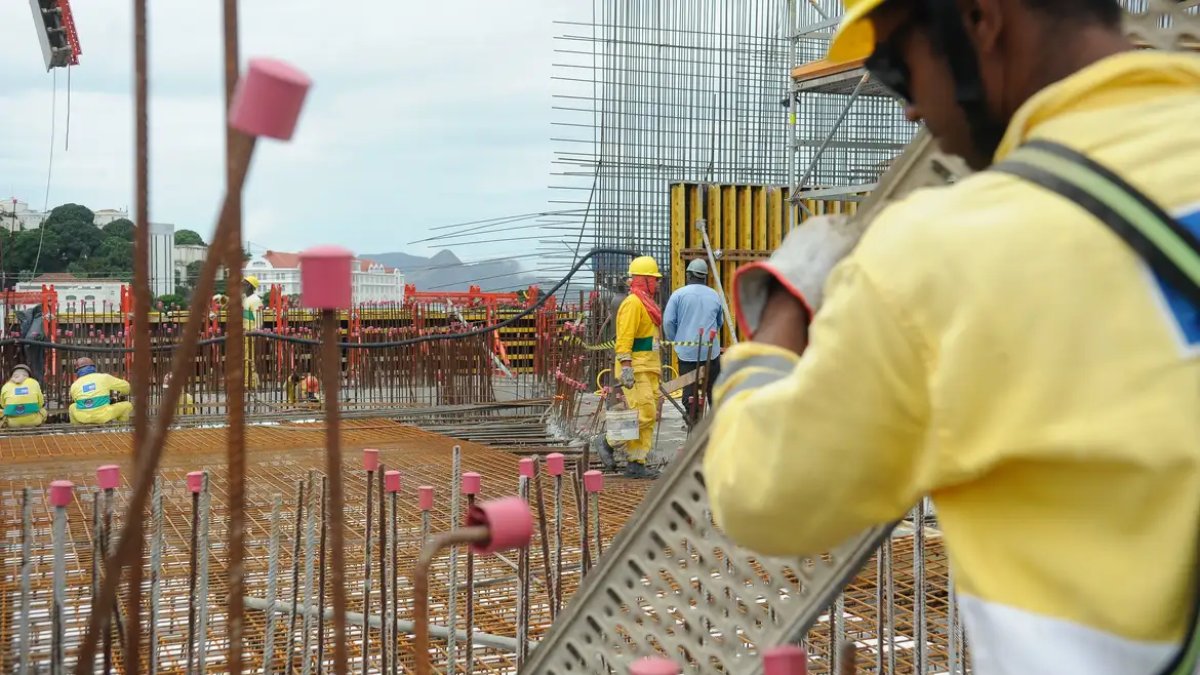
(994, 139), (1200, 675)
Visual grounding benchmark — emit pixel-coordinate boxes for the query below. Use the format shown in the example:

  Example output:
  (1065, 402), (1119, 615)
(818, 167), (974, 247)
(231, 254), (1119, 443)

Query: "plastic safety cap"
(384, 470), (401, 493)
(187, 471), (205, 494)
(362, 448), (380, 472)
(546, 452), (565, 476)
(96, 465), (120, 490)
(229, 58), (312, 140)
(584, 469), (604, 493)
(419, 485), (434, 511)
(628, 657), (680, 675)
(49, 480), (74, 508)
(762, 645), (808, 675)
(299, 245), (354, 309)
(461, 472), (482, 495)
(466, 496), (534, 555)
(518, 457), (536, 478)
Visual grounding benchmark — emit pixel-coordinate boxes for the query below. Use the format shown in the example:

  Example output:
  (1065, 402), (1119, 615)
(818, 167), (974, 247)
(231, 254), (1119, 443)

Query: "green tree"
(175, 229), (206, 246)
(49, 219), (105, 270)
(7, 229), (61, 277)
(156, 293), (186, 310)
(101, 218), (136, 241)
(43, 203), (94, 228)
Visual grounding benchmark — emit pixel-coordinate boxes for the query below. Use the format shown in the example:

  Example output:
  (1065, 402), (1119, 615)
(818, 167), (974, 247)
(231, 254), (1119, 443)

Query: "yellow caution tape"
(562, 335), (716, 352)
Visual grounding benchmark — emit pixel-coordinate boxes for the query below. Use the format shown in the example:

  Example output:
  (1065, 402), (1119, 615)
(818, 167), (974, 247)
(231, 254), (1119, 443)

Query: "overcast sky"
(1, 1), (572, 261)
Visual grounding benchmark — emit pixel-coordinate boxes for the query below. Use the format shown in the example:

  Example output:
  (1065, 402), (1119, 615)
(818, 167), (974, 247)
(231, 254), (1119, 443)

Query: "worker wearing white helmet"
(703, 0), (1200, 671)
(662, 258), (724, 424)
(0, 364), (47, 428)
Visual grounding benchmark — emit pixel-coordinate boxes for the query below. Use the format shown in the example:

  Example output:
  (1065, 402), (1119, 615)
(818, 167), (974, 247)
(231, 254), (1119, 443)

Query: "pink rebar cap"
(419, 485), (434, 511)
(546, 452), (565, 476)
(584, 469), (604, 493)
(229, 58), (311, 140)
(518, 457), (536, 478)
(629, 657), (679, 675)
(362, 448), (380, 472)
(461, 472), (482, 495)
(49, 480), (74, 508)
(762, 645), (808, 675)
(299, 245), (353, 309)
(466, 496), (533, 555)
(96, 464), (120, 490)
(187, 471), (205, 494)
(385, 470), (401, 493)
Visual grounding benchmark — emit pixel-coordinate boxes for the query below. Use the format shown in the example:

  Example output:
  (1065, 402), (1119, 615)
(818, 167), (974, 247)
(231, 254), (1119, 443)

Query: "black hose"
(0, 248), (637, 354)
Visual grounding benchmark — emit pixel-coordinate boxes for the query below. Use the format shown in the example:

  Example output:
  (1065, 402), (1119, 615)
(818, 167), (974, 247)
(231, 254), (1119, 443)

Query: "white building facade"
(1, 199), (130, 232)
(245, 252), (406, 305)
(15, 274), (125, 310)
(149, 222), (175, 297)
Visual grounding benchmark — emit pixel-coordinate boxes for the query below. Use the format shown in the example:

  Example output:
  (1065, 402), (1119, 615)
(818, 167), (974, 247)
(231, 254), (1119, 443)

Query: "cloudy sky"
(1, 1), (578, 261)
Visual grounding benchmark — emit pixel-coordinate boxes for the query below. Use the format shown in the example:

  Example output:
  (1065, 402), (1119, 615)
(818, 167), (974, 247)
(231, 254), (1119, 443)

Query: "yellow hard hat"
(627, 256), (662, 278)
(827, 0), (885, 64)
(244, 275), (260, 290)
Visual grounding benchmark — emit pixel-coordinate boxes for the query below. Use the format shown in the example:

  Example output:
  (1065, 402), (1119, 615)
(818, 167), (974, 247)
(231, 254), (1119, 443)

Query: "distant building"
(174, 244), (209, 288)
(245, 250), (406, 305)
(0, 199), (130, 232)
(16, 273), (125, 310)
(149, 222), (175, 297)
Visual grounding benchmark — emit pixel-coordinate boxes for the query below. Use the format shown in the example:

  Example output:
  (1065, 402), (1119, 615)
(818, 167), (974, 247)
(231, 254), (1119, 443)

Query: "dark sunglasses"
(865, 18), (919, 102)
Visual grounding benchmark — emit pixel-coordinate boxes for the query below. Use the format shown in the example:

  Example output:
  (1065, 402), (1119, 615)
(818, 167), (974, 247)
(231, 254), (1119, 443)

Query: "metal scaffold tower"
(545, 0), (795, 291)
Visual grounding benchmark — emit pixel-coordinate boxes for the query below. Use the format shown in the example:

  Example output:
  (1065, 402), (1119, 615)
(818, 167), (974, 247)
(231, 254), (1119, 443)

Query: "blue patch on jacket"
(1152, 207), (1200, 348)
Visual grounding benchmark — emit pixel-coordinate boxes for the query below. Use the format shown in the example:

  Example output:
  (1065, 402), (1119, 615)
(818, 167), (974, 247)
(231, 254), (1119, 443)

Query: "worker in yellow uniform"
(162, 372), (195, 416)
(242, 275), (264, 389)
(285, 369), (320, 405)
(704, 0), (1200, 672)
(69, 357), (133, 425)
(610, 255), (663, 479)
(0, 364), (47, 428)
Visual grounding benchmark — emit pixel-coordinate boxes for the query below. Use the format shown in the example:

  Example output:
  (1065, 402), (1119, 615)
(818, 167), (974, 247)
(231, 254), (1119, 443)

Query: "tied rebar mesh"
(545, 0), (795, 292)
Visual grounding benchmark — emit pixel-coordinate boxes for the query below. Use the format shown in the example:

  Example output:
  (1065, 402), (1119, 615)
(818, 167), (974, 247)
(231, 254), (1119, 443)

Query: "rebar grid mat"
(0, 420), (652, 673)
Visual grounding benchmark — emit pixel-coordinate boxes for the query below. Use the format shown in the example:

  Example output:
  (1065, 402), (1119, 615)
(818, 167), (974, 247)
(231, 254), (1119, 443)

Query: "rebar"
(286, 479), (306, 673)
(447, 445), (461, 668)
(263, 494), (283, 674)
(150, 477), (163, 675)
(302, 472), (319, 675)
(377, 466), (388, 675)
(465, 489), (477, 673)
(18, 487), (32, 675)
(52, 494), (68, 675)
(414, 526), (492, 675)
(321, 309), (351, 675)
(361, 463), (374, 675)
(197, 473), (212, 673)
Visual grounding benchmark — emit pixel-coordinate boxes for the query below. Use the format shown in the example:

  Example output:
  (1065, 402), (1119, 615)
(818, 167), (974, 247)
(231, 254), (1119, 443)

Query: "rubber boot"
(624, 461), (659, 480)
(592, 434), (616, 472)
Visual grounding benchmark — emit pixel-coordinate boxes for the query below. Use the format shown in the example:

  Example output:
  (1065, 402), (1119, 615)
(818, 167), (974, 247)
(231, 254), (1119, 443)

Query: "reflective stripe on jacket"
(1, 380), (44, 417)
(614, 294), (661, 375)
(704, 51), (1200, 675)
(71, 372), (130, 411)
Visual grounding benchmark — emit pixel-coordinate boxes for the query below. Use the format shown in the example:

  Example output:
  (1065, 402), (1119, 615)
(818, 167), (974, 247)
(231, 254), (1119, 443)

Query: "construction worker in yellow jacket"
(613, 255), (664, 479)
(242, 276), (264, 389)
(704, 0), (1200, 672)
(0, 364), (47, 428)
(69, 357), (133, 425)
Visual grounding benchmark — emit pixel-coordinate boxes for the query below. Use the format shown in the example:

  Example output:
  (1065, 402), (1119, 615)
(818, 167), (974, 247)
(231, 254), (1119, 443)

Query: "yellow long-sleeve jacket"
(1, 379), (45, 419)
(705, 51), (1200, 675)
(71, 373), (131, 413)
(614, 294), (661, 375)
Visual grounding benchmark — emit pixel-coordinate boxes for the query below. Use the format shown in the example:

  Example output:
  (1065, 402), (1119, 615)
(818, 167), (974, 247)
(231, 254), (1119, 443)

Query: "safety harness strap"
(994, 139), (1200, 675)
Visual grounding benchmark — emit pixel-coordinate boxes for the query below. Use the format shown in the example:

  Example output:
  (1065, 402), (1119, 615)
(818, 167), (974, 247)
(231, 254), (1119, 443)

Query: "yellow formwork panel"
(668, 182), (861, 346)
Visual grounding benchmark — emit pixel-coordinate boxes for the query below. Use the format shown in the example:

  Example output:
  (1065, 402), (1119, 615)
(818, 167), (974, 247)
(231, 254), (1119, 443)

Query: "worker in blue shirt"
(663, 258), (724, 424)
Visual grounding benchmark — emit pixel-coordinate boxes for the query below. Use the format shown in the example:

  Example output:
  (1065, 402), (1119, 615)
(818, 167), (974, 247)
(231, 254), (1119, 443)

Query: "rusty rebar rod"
(129, 0), (151, 668)
(378, 466), (387, 675)
(317, 476), (328, 674)
(361, 460), (374, 675)
(73, 129), (259, 675)
(413, 526), (491, 675)
(533, 467), (555, 620)
(186, 483), (200, 674)
(321, 309), (350, 675)
(286, 479), (306, 674)
(222, 1), (247, 670)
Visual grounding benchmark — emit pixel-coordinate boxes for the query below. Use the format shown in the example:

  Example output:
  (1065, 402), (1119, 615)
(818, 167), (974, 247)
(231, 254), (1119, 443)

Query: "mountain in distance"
(363, 249), (541, 293)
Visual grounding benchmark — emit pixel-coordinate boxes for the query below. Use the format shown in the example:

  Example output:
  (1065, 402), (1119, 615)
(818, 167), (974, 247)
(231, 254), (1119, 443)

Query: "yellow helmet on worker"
(827, 0), (887, 64)
(627, 256), (662, 278)
(243, 275), (260, 291)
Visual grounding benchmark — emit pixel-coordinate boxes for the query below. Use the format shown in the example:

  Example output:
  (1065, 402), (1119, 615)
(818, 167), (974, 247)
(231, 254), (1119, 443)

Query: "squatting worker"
(0, 364), (46, 428)
(241, 275), (264, 389)
(702, 0), (1200, 671)
(662, 258), (724, 424)
(614, 255), (664, 479)
(69, 357), (133, 425)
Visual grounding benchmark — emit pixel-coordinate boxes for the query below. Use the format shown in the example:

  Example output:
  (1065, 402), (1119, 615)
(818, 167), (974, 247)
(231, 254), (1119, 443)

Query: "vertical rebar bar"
(321, 309), (350, 675)
(18, 488), (32, 675)
(533, 468), (555, 619)
(52, 493), (68, 675)
(552, 470), (563, 617)
(102, 483), (115, 675)
(187, 481), (200, 675)
(516, 474), (529, 669)
(317, 476), (328, 674)
(150, 477), (163, 675)
(378, 466), (388, 675)
(913, 500), (927, 673)
(465, 489), (477, 673)
(286, 479), (306, 674)
(361, 462), (374, 675)
(264, 494), (284, 675)
(92, 492), (103, 674)
(197, 473), (212, 673)
(390, 485), (399, 675)
(447, 445), (461, 667)
(302, 473), (318, 675)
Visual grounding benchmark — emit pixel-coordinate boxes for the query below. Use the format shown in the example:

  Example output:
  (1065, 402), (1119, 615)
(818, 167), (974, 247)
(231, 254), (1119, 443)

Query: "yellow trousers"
(3, 410), (47, 428)
(70, 401), (133, 425)
(621, 371), (660, 463)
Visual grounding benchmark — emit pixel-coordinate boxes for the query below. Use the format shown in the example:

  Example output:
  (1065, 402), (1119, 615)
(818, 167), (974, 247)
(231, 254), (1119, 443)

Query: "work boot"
(592, 434), (616, 472)
(624, 461), (659, 480)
